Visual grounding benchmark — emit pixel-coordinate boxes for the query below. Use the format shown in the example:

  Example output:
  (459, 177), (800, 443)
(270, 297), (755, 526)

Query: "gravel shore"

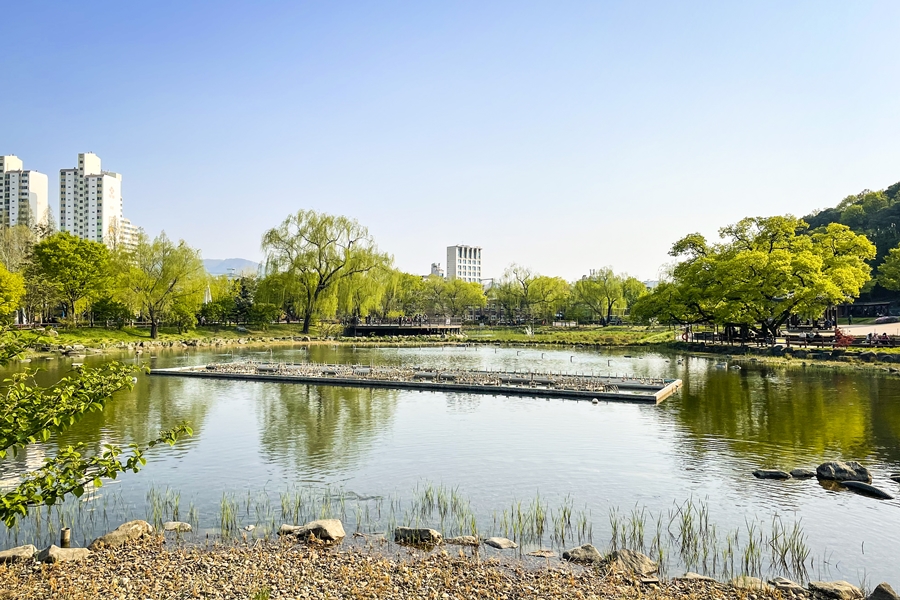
(0, 537), (788, 600)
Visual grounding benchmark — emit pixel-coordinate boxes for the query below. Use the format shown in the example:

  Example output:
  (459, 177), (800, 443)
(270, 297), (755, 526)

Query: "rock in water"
(394, 527), (442, 546)
(790, 468), (817, 479)
(89, 520), (154, 550)
(0, 544), (37, 563)
(890, 474), (900, 484)
(840, 481), (894, 499)
(163, 521), (193, 533)
(37, 545), (91, 563)
(483, 537), (517, 549)
(808, 580), (864, 599)
(816, 461), (871, 482)
(604, 549), (657, 575)
(868, 583), (900, 600)
(562, 544), (602, 564)
(444, 536), (479, 547)
(753, 469), (791, 479)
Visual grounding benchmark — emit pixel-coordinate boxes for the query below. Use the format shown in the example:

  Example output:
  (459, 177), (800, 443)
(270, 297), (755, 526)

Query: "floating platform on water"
(151, 363), (682, 404)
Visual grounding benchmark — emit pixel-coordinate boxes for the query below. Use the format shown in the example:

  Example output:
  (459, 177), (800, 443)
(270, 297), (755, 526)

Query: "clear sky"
(3, 1), (899, 281)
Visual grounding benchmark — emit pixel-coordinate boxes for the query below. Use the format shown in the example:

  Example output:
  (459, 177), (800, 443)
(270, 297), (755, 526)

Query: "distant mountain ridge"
(203, 258), (260, 276)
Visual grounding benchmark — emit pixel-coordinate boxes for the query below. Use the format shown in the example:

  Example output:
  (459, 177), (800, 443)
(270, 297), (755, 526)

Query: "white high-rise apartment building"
(59, 152), (123, 246)
(446, 245), (482, 283)
(1, 155), (49, 229)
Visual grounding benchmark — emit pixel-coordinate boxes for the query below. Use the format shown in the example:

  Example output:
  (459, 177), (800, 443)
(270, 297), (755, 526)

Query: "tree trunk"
(301, 307), (312, 334)
(150, 310), (159, 339)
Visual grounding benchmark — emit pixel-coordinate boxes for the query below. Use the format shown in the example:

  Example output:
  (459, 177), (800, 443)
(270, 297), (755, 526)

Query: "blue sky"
(3, 1), (899, 280)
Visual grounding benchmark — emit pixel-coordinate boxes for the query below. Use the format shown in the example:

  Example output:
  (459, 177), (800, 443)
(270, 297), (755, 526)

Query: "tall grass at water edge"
(1, 484), (825, 583)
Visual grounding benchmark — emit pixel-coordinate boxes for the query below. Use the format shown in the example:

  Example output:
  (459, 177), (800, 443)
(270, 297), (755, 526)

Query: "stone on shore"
(730, 576), (768, 590)
(561, 544), (602, 564)
(770, 577), (804, 592)
(790, 468), (817, 479)
(394, 527), (442, 546)
(88, 520), (154, 550)
(444, 536), (479, 547)
(868, 583), (900, 600)
(526, 549), (555, 558)
(0, 544), (36, 563)
(753, 469), (791, 479)
(37, 545), (90, 564)
(603, 549), (657, 575)
(163, 521), (192, 533)
(808, 581), (864, 599)
(483, 537), (517, 549)
(281, 519), (345, 542)
(675, 572), (715, 582)
(816, 461), (871, 482)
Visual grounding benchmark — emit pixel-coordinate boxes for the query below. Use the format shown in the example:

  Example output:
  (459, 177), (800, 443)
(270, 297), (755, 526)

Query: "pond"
(2, 344), (899, 584)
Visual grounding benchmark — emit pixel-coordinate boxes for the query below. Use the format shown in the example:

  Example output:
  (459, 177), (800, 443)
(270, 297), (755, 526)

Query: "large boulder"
(816, 461), (871, 482)
(603, 549), (657, 575)
(37, 545), (90, 563)
(279, 519), (345, 542)
(562, 544), (602, 564)
(394, 527), (442, 546)
(0, 544), (37, 563)
(868, 583), (900, 600)
(483, 537), (517, 549)
(809, 581), (863, 599)
(753, 469), (791, 479)
(88, 520), (154, 550)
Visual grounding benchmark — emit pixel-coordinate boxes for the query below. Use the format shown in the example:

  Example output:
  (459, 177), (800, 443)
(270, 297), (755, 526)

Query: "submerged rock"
(444, 536), (479, 547)
(394, 527), (442, 546)
(37, 545), (91, 563)
(840, 481), (894, 500)
(890, 474), (900, 484)
(0, 544), (36, 563)
(483, 537), (517, 549)
(562, 544), (602, 564)
(753, 469), (791, 479)
(816, 461), (871, 482)
(603, 549), (657, 575)
(89, 520), (154, 550)
(809, 580), (863, 599)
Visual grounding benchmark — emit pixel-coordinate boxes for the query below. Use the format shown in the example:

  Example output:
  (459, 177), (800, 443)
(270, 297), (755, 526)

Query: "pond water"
(2, 345), (899, 584)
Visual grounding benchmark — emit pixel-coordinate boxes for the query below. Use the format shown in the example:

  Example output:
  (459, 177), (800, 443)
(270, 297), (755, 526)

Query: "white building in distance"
(59, 152), (124, 246)
(1, 155), (49, 229)
(430, 262), (444, 278)
(446, 245), (482, 283)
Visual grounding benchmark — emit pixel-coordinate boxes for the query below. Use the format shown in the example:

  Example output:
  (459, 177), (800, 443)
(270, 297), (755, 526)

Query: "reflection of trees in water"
(667, 366), (900, 464)
(256, 384), (398, 476)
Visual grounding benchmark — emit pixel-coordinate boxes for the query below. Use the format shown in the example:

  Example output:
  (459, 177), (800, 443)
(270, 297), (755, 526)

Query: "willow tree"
(262, 210), (386, 333)
(118, 232), (205, 338)
(632, 216), (876, 337)
(573, 267), (623, 324)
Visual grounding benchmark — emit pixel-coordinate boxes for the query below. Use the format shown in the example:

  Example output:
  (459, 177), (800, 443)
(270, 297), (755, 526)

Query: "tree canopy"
(31, 233), (109, 325)
(632, 216), (876, 336)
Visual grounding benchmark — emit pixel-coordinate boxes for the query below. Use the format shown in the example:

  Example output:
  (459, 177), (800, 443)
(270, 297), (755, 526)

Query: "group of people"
(865, 332), (895, 346)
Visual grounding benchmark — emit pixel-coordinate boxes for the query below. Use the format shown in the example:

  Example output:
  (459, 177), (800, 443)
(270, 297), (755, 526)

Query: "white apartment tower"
(1, 155), (49, 229)
(59, 152), (123, 246)
(446, 245), (482, 283)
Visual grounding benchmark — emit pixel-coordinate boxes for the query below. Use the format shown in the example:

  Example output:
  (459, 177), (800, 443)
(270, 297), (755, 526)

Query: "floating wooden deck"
(151, 363), (682, 404)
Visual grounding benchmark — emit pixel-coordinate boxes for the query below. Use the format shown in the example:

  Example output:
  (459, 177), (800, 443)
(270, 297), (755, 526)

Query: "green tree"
(0, 263), (25, 319)
(0, 329), (190, 526)
(633, 216), (876, 337)
(31, 233), (109, 325)
(91, 296), (133, 328)
(261, 210), (387, 333)
(119, 232), (205, 338)
(0, 225), (36, 273)
(528, 276), (570, 322)
(424, 277), (486, 318)
(622, 276), (648, 317)
(878, 245), (900, 291)
(573, 267), (623, 324)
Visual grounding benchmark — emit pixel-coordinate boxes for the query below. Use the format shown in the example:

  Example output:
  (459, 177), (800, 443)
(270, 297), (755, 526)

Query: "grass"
(44, 323), (315, 346)
(464, 325), (675, 346)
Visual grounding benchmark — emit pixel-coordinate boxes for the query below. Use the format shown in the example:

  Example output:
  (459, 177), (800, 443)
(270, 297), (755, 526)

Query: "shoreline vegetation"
(0, 479), (883, 599)
(15, 323), (900, 373)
